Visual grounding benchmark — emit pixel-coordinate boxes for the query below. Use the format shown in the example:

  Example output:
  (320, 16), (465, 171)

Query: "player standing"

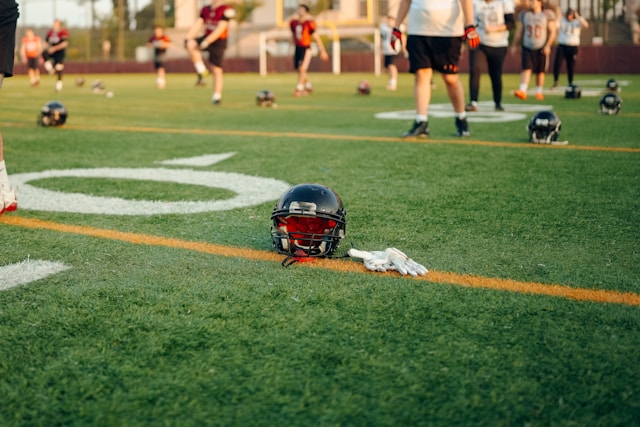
(466, 0), (515, 111)
(0, 0), (19, 215)
(147, 26), (172, 89)
(185, 0), (235, 104)
(551, 8), (588, 89)
(394, 0), (480, 137)
(511, 0), (556, 101)
(43, 19), (69, 92)
(20, 29), (42, 87)
(290, 4), (329, 97)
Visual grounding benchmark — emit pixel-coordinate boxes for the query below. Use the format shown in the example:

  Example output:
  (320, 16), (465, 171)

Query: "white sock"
(416, 114), (427, 123)
(296, 84), (304, 91)
(457, 112), (467, 119)
(194, 62), (206, 74)
(212, 93), (221, 101)
(0, 160), (10, 191)
(536, 86), (543, 94)
(519, 83), (528, 92)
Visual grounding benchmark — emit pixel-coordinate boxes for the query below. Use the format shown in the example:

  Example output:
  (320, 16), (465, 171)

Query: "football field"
(1, 71), (639, 426)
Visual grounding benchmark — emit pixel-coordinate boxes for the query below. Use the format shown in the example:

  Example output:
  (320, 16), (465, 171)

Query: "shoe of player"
(294, 89), (305, 97)
(495, 104), (505, 111)
(212, 99), (221, 105)
(514, 90), (527, 100)
(551, 81), (558, 90)
(535, 92), (544, 101)
(455, 117), (470, 137)
(1, 189), (18, 215)
(465, 103), (478, 112)
(402, 121), (429, 138)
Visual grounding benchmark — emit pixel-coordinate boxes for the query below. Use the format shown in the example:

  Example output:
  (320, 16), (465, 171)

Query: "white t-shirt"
(519, 9), (556, 50)
(557, 17), (582, 46)
(474, 0), (514, 47)
(408, 0), (465, 37)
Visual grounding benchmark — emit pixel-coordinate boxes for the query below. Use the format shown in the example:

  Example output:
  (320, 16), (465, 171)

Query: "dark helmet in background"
(38, 101), (67, 127)
(599, 93), (622, 115)
(527, 110), (562, 144)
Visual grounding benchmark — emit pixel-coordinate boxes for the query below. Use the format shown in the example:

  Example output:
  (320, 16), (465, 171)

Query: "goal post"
(259, 26), (381, 77)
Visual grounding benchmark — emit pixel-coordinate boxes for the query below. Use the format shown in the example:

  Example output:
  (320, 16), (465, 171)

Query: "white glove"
(348, 248), (428, 276)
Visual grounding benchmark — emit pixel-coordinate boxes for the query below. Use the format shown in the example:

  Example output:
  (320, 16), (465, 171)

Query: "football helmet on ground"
(38, 101), (67, 126)
(527, 111), (561, 144)
(606, 78), (619, 92)
(599, 93), (622, 115)
(271, 183), (346, 259)
(256, 90), (276, 107)
(357, 80), (371, 95)
(564, 84), (581, 99)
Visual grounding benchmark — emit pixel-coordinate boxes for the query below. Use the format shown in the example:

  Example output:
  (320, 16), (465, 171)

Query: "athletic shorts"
(188, 35), (227, 68)
(0, 19), (17, 77)
(406, 35), (463, 74)
(27, 57), (38, 69)
(293, 45), (309, 70)
(384, 54), (399, 68)
(43, 49), (66, 65)
(521, 47), (548, 74)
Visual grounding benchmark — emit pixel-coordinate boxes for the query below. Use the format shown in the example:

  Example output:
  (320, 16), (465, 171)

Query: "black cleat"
(455, 117), (470, 137)
(495, 104), (505, 111)
(402, 121), (429, 138)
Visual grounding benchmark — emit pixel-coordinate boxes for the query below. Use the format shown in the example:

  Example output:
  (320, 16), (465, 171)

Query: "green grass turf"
(1, 71), (639, 426)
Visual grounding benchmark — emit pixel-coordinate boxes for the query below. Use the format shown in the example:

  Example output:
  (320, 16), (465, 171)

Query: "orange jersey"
(290, 19), (317, 47)
(22, 36), (41, 58)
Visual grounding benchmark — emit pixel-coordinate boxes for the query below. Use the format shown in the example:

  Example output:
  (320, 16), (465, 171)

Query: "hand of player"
(200, 40), (209, 50)
(390, 27), (403, 51)
(463, 25), (480, 49)
(320, 51), (329, 61)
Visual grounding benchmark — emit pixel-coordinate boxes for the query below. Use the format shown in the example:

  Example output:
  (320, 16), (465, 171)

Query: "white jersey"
(519, 9), (556, 50)
(474, 0), (514, 47)
(408, 0), (465, 37)
(557, 17), (582, 46)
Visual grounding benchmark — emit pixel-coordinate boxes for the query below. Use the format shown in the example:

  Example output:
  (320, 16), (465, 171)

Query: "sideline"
(2, 215), (639, 307)
(2, 121), (639, 153)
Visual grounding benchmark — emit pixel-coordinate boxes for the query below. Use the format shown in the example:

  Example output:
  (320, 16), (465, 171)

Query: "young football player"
(510, 0), (557, 101)
(184, 0), (235, 104)
(0, 0), (19, 215)
(290, 4), (329, 96)
(551, 8), (588, 89)
(394, 0), (479, 137)
(20, 29), (43, 87)
(43, 19), (69, 92)
(466, 0), (515, 112)
(147, 26), (172, 89)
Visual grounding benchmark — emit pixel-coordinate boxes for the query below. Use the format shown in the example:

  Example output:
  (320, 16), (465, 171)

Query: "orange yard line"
(2, 121), (637, 153)
(3, 215), (639, 307)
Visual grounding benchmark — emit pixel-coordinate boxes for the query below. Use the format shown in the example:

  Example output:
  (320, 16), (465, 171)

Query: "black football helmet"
(271, 183), (346, 258)
(357, 80), (371, 95)
(564, 84), (581, 99)
(606, 78), (619, 92)
(38, 101), (67, 126)
(527, 110), (561, 144)
(92, 80), (105, 93)
(599, 93), (622, 115)
(256, 90), (276, 107)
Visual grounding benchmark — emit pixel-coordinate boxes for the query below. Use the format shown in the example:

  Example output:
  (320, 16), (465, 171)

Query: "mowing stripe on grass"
(3, 215), (639, 307)
(3, 121), (636, 153)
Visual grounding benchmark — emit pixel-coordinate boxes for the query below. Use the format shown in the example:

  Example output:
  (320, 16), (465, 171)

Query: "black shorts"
(384, 54), (399, 68)
(293, 45), (309, 70)
(406, 35), (462, 74)
(0, 19), (17, 77)
(153, 51), (167, 70)
(521, 47), (548, 74)
(27, 57), (38, 69)
(43, 49), (66, 65)
(195, 35), (227, 68)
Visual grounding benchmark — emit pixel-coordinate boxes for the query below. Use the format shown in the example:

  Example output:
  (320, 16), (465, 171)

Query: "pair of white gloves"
(348, 248), (428, 276)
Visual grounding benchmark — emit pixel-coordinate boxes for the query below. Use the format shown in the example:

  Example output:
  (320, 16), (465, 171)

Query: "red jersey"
(22, 36), (41, 58)
(200, 4), (235, 39)
(46, 28), (69, 47)
(290, 19), (317, 47)
(148, 34), (171, 53)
